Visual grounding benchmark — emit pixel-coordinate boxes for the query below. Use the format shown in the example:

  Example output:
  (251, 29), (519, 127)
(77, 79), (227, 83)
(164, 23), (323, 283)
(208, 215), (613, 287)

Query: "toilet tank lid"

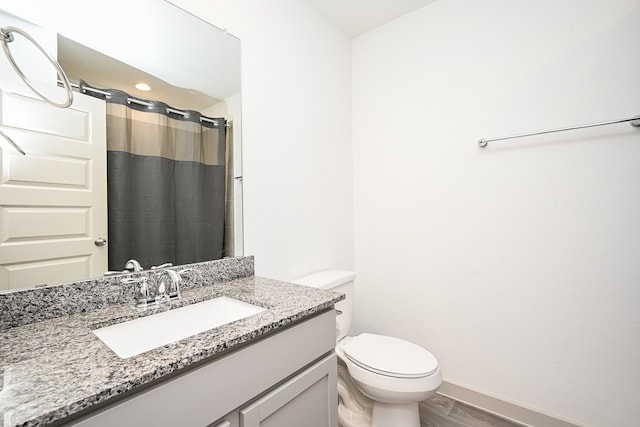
(291, 269), (355, 290)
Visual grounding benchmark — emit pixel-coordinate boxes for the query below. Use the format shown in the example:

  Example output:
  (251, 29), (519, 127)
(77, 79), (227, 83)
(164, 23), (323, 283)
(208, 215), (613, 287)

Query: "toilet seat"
(343, 333), (439, 379)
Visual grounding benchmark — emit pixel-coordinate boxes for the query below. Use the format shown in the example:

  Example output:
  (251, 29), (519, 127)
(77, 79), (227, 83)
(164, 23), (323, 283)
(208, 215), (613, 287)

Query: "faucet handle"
(123, 277), (151, 307)
(165, 270), (183, 300)
(124, 259), (143, 272)
(151, 262), (173, 270)
(163, 268), (192, 300)
(103, 270), (128, 277)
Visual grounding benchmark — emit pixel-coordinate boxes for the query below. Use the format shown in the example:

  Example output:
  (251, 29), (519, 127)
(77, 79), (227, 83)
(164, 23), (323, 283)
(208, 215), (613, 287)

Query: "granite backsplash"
(0, 256), (254, 331)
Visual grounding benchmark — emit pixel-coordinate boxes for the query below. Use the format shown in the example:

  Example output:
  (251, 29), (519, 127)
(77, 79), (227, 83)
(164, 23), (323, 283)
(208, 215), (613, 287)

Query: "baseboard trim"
(437, 381), (581, 427)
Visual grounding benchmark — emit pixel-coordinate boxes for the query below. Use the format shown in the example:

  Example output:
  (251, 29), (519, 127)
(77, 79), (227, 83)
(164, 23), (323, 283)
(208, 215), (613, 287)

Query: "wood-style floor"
(420, 394), (525, 427)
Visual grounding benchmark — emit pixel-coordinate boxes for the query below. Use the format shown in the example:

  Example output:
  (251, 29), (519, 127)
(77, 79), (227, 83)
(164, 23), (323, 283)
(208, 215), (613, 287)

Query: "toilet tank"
(292, 270), (355, 340)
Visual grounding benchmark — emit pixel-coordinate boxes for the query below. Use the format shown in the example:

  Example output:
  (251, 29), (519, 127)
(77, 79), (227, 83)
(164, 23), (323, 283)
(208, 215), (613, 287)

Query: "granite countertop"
(0, 275), (343, 427)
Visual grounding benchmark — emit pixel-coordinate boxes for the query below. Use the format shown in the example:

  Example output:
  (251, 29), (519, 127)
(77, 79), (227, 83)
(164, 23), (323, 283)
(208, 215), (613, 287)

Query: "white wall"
(203, 93), (244, 257)
(352, 1), (640, 426)
(170, 0), (354, 280)
(0, 11), (58, 94)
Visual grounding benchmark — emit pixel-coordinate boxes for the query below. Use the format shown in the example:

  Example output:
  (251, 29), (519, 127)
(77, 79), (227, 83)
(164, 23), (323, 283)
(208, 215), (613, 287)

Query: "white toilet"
(292, 270), (442, 427)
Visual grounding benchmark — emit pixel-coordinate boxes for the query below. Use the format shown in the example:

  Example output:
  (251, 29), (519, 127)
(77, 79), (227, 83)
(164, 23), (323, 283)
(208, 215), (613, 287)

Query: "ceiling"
(58, 0), (437, 109)
(58, 35), (221, 111)
(305, 0), (437, 37)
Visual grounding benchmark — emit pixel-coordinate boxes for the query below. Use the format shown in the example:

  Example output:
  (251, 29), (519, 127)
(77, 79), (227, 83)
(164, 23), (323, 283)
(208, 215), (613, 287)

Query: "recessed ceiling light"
(135, 83), (151, 91)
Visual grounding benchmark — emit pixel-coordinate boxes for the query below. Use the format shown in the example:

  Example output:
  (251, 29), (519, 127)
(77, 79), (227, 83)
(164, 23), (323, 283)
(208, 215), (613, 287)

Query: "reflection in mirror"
(0, 1), (242, 291)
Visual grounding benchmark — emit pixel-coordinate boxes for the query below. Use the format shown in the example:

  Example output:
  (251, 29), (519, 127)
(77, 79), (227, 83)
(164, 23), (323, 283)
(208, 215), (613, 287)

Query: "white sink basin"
(93, 296), (265, 358)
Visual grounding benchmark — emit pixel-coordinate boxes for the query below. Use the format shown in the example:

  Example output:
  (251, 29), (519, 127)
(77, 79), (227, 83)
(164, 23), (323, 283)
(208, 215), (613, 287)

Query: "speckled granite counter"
(0, 258), (343, 427)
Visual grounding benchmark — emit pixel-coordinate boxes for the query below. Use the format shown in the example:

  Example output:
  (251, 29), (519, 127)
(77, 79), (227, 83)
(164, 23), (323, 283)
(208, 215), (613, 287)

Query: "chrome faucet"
(124, 259), (143, 272)
(103, 259), (146, 277)
(123, 277), (151, 308)
(124, 268), (192, 308)
(159, 268), (191, 301)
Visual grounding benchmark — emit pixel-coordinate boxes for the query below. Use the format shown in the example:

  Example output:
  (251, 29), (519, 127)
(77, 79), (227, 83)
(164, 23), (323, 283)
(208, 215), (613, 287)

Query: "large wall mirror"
(0, 0), (242, 291)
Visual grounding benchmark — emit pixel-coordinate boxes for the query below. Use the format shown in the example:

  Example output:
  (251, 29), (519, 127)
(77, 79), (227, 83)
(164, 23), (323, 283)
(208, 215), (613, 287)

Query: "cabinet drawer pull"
(212, 422), (231, 427)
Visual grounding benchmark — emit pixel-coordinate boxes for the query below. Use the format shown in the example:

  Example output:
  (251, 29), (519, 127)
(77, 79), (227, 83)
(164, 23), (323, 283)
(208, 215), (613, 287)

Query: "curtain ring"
(0, 26), (73, 108)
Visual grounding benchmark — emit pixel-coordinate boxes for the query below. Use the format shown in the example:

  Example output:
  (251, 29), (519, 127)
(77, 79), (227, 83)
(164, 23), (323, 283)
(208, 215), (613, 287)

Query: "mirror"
(0, 0), (242, 290)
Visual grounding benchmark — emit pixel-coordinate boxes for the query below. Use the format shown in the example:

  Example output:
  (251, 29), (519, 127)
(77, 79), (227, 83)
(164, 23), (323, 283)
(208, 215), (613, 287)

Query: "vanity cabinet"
(240, 353), (335, 427)
(210, 353), (336, 427)
(66, 309), (337, 427)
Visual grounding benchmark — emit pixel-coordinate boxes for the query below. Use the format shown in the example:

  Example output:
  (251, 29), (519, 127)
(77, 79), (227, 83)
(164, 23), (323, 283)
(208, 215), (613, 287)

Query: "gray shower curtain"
(82, 83), (227, 270)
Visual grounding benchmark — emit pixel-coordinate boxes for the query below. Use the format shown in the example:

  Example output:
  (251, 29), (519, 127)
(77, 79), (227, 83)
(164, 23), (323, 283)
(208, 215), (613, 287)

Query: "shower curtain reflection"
(81, 81), (228, 271)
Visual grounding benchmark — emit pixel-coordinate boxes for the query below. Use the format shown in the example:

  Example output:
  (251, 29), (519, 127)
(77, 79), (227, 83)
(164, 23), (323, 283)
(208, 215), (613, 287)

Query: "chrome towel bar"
(478, 115), (640, 148)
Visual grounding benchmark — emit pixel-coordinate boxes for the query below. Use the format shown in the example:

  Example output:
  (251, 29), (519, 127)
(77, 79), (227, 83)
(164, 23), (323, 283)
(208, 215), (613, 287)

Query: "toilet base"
(372, 402), (420, 427)
(337, 359), (373, 427)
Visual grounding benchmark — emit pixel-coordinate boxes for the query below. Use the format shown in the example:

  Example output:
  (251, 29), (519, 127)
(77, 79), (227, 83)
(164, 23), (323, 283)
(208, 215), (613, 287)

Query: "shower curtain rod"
(60, 81), (225, 127)
(478, 114), (640, 147)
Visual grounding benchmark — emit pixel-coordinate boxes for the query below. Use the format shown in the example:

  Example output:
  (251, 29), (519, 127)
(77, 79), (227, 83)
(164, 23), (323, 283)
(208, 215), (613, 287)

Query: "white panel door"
(0, 89), (107, 290)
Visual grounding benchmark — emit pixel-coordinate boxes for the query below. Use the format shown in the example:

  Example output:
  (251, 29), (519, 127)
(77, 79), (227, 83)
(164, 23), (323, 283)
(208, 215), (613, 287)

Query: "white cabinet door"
(0, 89), (107, 289)
(240, 353), (338, 427)
(208, 412), (239, 427)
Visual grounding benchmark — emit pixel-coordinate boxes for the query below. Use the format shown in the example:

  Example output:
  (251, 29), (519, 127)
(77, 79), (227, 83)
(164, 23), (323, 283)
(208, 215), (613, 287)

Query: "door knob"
(94, 238), (107, 247)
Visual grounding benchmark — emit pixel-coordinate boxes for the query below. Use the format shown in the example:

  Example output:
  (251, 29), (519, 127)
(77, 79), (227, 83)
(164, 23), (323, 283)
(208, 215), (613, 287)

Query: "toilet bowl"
(336, 358), (373, 427)
(292, 270), (442, 427)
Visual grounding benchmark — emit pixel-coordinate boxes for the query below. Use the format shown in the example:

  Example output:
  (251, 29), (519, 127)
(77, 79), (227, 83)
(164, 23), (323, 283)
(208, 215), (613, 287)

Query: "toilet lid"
(343, 333), (438, 378)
